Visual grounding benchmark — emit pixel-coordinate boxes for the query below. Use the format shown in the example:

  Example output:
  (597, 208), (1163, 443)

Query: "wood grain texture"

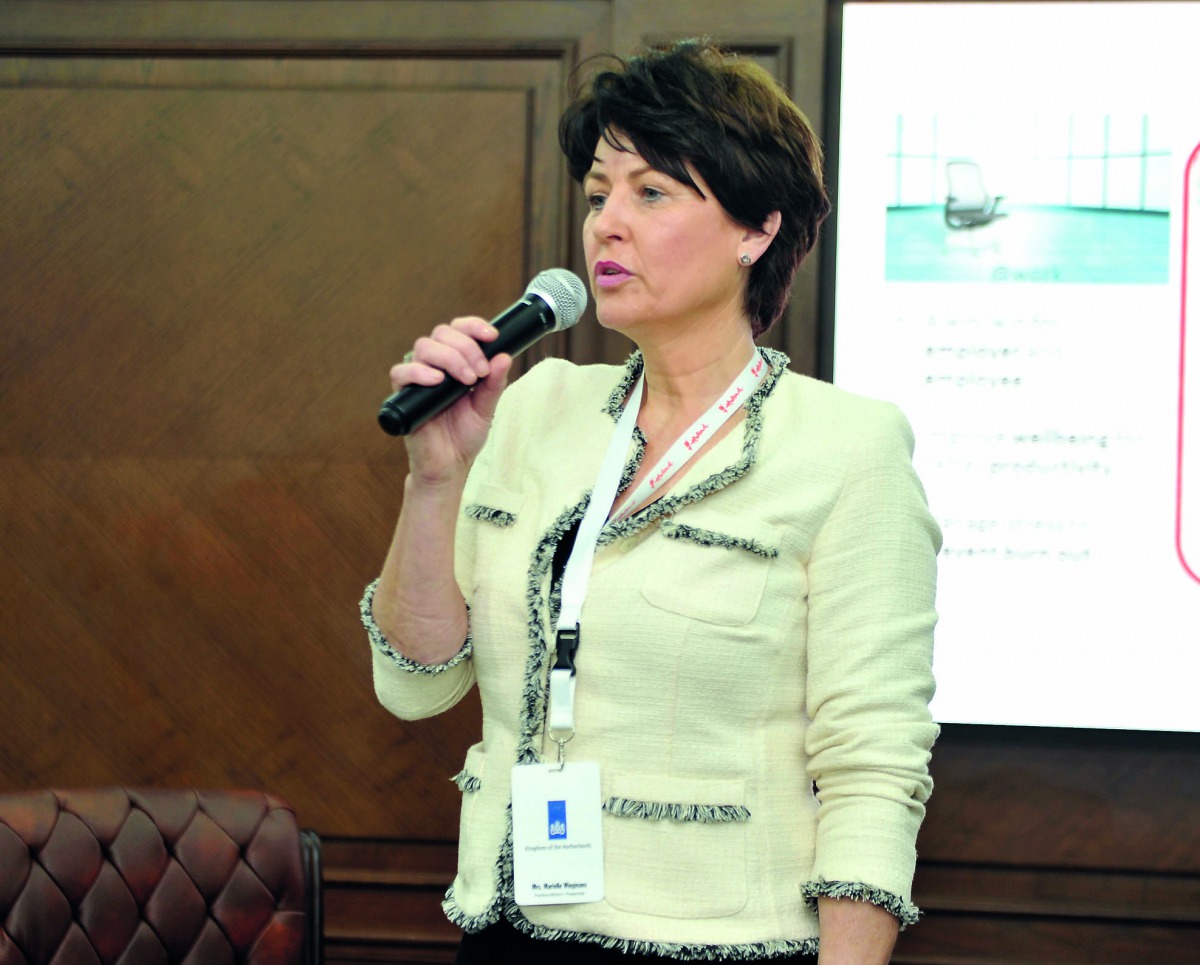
(921, 725), (1200, 873)
(0, 6), (582, 843)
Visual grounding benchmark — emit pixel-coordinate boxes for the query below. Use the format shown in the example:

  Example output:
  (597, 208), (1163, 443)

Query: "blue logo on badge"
(547, 800), (567, 840)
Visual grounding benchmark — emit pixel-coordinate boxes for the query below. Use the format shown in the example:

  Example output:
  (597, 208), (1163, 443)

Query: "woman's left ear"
(741, 211), (782, 264)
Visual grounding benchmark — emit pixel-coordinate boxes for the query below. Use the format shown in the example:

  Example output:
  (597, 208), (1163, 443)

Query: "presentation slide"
(831, 2), (1200, 731)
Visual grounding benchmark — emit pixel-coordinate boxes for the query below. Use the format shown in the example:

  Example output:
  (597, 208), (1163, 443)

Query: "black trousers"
(455, 920), (813, 964)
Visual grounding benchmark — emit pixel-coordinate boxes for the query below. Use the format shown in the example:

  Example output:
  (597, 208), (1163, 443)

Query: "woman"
(362, 40), (940, 963)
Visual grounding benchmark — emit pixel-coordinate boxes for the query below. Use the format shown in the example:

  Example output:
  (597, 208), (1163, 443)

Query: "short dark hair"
(559, 39), (831, 338)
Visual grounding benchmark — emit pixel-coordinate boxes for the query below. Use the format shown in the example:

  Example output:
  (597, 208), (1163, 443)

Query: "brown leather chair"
(0, 787), (321, 965)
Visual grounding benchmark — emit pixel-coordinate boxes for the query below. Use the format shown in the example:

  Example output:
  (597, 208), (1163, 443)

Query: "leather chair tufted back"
(0, 787), (322, 965)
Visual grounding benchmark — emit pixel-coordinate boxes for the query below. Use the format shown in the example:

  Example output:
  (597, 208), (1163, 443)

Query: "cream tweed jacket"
(363, 348), (940, 959)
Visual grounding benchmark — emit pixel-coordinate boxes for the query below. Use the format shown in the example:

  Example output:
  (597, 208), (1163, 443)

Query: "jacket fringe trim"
(597, 347), (785, 546)
(444, 886), (816, 960)
(507, 911), (815, 961)
(603, 797), (752, 823)
(464, 504), (517, 527)
(661, 521), (779, 559)
(603, 350), (646, 421)
(443, 883), (498, 932)
(442, 802), (517, 934)
(359, 578), (472, 675)
(800, 877), (921, 928)
(451, 770), (481, 793)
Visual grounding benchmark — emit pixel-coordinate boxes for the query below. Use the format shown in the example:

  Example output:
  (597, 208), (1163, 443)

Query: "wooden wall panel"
(920, 727), (1200, 873)
(0, 4), (606, 849)
(0, 1), (608, 956)
(892, 725), (1200, 961)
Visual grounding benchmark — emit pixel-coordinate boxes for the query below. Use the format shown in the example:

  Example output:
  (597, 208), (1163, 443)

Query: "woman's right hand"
(390, 316), (513, 485)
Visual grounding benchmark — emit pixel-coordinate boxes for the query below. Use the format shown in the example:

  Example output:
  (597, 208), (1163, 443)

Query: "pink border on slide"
(1180, 142), (1200, 584)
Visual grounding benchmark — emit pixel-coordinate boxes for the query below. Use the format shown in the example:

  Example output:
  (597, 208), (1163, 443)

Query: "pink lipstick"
(593, 260), (632, 289)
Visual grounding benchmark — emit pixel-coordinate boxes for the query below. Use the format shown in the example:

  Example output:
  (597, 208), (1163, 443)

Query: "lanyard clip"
(554, 624), (580, 674)
(549, 625), (580, 738)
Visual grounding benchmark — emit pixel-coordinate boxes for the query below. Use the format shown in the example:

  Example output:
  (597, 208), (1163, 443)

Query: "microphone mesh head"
(526, 268), (587, 331)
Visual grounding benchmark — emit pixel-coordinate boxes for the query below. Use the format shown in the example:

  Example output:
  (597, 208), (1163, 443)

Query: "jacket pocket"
(455, 742), (485, 814)
(458, 484), (526, 594)
(602, 772), (749, 919)
(463, 482), (524, 529)
(640, 519), (779, 626)
(450, 742), (496, 906)
(451, 751), (483, 794)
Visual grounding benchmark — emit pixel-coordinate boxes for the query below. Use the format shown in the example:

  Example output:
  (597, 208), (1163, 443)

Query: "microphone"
(378, 268), (588, 436)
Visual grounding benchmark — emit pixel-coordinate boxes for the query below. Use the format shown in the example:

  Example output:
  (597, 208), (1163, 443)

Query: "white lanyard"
(547, 350), (767, 750)
(609, 351), (768, 523)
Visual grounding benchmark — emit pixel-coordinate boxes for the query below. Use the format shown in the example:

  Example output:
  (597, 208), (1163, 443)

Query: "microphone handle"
(378, 294), (556, 436)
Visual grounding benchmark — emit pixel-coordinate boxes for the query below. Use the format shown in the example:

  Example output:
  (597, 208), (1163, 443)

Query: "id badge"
(511, 762), (604, 905)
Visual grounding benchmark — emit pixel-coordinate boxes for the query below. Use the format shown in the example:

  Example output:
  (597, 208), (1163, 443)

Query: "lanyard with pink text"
(610, 350), (767, 522)
(548, 349), (767, 760)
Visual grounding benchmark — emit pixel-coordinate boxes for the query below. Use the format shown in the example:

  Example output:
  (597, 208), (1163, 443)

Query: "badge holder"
(512, 623), (603, 905)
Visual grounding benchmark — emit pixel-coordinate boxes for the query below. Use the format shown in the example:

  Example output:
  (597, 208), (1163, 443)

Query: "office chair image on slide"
(944, 160), (1007, 230)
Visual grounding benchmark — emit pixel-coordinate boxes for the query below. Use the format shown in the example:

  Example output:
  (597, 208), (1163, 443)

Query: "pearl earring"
(739, 253), (752, 266)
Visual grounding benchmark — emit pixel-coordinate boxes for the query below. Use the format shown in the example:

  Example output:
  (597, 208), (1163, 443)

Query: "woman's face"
(581, 134), (752, 341)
